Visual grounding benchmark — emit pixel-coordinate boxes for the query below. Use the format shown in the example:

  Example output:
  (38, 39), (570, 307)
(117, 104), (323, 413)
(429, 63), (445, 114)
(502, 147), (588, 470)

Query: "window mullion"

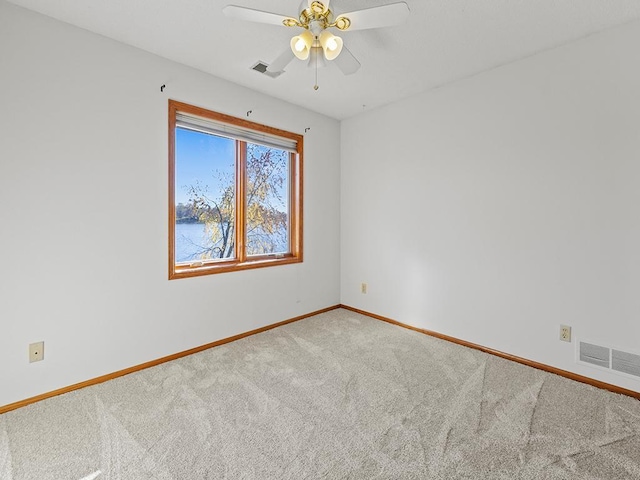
(236, 140), (247, 263)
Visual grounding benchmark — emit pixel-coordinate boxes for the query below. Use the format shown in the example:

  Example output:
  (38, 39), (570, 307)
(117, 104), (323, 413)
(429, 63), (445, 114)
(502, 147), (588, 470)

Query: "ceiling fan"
(223, 0), (410, 88)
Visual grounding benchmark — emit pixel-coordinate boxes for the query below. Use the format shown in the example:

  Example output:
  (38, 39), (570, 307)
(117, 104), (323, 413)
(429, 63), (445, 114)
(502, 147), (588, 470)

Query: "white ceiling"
(7, 0), (640, 119)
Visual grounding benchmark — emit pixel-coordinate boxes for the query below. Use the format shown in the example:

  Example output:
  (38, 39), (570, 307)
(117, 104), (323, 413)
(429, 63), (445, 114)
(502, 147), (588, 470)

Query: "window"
(168, 100), (303, 279)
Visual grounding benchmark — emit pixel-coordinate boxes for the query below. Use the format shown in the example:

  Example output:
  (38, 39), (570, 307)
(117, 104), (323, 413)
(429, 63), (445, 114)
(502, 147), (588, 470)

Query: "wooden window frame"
(168, 100), (303, 279)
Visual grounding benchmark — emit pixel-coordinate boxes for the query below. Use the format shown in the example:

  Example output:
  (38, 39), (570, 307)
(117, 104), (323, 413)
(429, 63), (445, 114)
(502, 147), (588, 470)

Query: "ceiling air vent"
(250, 61), (282, 79)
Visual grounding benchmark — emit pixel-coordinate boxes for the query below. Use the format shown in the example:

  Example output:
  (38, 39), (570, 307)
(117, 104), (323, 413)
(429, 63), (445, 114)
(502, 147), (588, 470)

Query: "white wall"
(0, 1), (341, 407)
(341, 20), (640, 392)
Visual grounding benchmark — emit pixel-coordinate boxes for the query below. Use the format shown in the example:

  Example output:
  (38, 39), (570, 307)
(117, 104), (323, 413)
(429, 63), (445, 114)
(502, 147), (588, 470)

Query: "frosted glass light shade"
(319, 31), (343, 60)
(290, 30), (314, 60)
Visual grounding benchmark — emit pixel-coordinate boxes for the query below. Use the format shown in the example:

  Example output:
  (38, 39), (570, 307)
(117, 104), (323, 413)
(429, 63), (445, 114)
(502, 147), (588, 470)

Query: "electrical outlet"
(559, 325), (571, 342)
(29, 341), (45, 362)
(361, 282), (368, 294)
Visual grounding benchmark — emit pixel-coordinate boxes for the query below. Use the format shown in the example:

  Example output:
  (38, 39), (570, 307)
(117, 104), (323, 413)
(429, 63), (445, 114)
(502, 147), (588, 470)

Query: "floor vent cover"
(579, 342), (610, 368)
(612, 350), (640, 378)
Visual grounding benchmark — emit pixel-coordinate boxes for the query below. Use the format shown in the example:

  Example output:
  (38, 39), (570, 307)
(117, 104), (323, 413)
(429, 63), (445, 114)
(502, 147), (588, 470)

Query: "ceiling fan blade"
(335, 2), (410, 31)
(334, 45), (360, 75)
(267, 48), (295, 73)
(223, 5), (296, 27)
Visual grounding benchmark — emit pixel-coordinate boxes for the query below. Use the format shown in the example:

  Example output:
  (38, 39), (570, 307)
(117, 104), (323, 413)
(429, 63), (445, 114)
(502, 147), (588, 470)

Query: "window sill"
(169, 255), (302, 280)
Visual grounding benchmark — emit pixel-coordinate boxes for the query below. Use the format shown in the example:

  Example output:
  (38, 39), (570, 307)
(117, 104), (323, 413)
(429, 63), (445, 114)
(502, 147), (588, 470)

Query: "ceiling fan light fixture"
(319, 31), (343, 60)
(290, 30), (314, 60)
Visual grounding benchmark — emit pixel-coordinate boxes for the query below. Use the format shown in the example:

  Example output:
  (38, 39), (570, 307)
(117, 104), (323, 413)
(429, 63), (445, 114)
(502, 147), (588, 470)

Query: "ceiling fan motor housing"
(296, 1), (349, 32)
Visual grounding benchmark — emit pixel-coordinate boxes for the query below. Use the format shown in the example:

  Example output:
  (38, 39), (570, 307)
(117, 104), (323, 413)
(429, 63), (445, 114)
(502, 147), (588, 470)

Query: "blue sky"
(175, 128), (235, 205)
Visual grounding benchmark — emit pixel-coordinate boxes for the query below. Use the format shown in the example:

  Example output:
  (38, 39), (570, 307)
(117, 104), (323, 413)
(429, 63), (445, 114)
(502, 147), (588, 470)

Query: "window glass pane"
(245, 143), (290, 256)
(175, 127), (236, 263)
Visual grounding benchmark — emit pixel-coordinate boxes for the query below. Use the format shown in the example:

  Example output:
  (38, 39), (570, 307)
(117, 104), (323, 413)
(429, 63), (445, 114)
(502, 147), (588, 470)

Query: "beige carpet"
(2, 308), (640, 479)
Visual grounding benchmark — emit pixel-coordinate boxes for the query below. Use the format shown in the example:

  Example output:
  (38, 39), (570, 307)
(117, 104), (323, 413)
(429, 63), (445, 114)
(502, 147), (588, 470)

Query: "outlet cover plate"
(29, 341), (44, 362)
(560, 325), (571, 342)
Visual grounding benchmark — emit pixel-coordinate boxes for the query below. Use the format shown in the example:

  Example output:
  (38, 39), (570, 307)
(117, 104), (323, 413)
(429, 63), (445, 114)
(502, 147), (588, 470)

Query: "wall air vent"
(612, 350), (640, 378)
(250, 61), (282, 79)
(579, 342), (610, 368)
(577, 340), (640, 380)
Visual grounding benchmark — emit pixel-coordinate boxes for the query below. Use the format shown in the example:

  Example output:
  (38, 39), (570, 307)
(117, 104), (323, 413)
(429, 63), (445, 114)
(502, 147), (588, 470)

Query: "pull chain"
(314, 45), (319, 90)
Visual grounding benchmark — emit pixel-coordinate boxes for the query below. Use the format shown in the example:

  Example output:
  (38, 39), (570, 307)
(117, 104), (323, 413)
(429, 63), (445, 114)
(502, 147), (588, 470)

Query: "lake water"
(175, 223), (211, 263)
(175, 222), (288, 262)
